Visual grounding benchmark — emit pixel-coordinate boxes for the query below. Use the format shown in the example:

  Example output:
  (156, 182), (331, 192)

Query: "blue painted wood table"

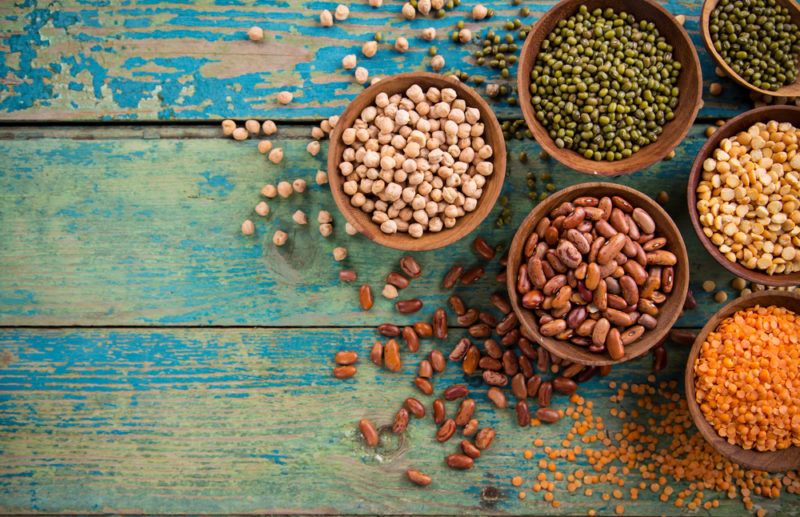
(0, 0), (798, 514)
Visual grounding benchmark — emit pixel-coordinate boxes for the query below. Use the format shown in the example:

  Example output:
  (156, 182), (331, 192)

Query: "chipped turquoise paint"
(0, 0), (761, 121)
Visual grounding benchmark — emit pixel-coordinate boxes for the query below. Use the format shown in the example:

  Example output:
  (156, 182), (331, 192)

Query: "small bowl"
(701, 0), (800, 98)
(517, 0), (703, 176)
(685, 290), (800, 472)
(327, 72), (506, 251)
(686, 105), (800, 287)
(506, 182), (689, 366)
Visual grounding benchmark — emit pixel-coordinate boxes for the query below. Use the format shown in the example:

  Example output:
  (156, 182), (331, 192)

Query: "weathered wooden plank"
(0, 124), (747, 327)
(0, 327), (797, 514)
(0, 0), (757, 122)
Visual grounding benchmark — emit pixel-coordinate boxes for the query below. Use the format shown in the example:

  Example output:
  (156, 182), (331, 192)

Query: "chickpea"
(255, 201), (270, 217)
(273, 230), (288, 246)
(316, 170), (329, 185)
(430, 55), (445, 71)
(262, 120), (277, 135)
(268, 148), (284, 164)
(369, 0), (382, 6)
(334, 4), (349, 20)
(320, 9), (333, 26)
(394, 37), (409, 53)
(261, 184), (277, 198)
(221, 119), (236, 136)
(401, 2), (415, 19)
(257, 140), (273, 154)
(244, 119), (260, 135)
(472, 4), (487, 19)
(458, 28), (472, 43)
(276, 91), (293, 105)
(241, 219), (255, 235)
(382, 284), (399, 299)
(277, 181), (293, 198)
(292, 210), (308, 225)
(345, 222), (358, 235)
(342, 54), (357, 70)
(421, 28), (436, 41)
(355, 67), (369, 84)
(307, 140), (321, 156)
(319, 223), (333, 237)
(247, 26), (264, 41)
(333, 247), (348, 261)
(362, 41), (378, 58)
(292, 179), (307, 193)
(232, 127), (249, 141)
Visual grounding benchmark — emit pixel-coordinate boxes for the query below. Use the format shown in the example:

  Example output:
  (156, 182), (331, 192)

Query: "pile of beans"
(696, 120), (800, 275)
(528, 5), (681, 161)
(709, 0), (800, 91)
(337, 84), (495, 238)
(694, 304), (800, 451)
(515, 194), (678, 359)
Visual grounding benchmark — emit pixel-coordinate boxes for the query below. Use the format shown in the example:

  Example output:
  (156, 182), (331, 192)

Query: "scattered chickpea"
(334, 4), (349, 20)
(247, 26), (264, 42)
(369, 0), (382, 7)
(241, 219), (255, 235)
(674, 14), (685, 26)
(318, 210), (333, 224)
(382, 283), (399, 299)
(257, 140), (273, 154)
(333, 246), (348, 261)
(355, 66), (369, 84)
(232, 127), (249, 141)
(458, 28), (472, 43)
(292, 210), (308, 225)
(273, 230), (288, 246)
(417, 0), (431, 15)
(307, 140), (321, 156)
(276, 91), (293, 105)
(221, 119), (236, 136)
(362, 41), (378, 58)
(261, 184), (278, 198)
(320, 9), (334, 26)
(342, 54), (357, 70)
(401, 2), (416, 20)
(255, 201), (270, 217)
(292, 178), (307, 193)
(277, 181), (293, 198)
(268, 148), (284, 164)
(319, 223), (333, 237)
(701, 280), (716, 292)
(311, 126), (325, 140)
(472, 3), (488, 20)
(262, 120), (277, 135)
(430, 54), (445, 71)
(713, 291), (728, 303)
(421, 27), (436, 41)
(316, 170), (329, 185)
(709, 82), (723, 96)
(345, 222), (358, 235)
(370, 76), (382, 85)
(394, 37), (409, 53)
(244, 119), (260, 135)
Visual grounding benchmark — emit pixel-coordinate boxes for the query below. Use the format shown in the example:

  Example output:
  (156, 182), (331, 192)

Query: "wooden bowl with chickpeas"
(327, 72), (506, 251)
(687, 105), (800, 287)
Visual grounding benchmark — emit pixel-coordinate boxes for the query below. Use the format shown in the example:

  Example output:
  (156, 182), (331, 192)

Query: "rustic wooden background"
(0, 0), (797, 514)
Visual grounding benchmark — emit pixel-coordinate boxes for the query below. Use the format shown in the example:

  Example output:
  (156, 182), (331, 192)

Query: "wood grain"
(0, 124), (749, 327)
(0, 327), (798, 514)
(0, 0), (762, 122)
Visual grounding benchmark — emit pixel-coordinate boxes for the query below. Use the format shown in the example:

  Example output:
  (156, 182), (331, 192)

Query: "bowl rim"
(326, 71), (506, 251)
(506, 182), (690, 366)
(686, 104), (800, 287)
(699, 0), (800, 98)
(516, 0), (703, 176)
(684, 289), (800, 472)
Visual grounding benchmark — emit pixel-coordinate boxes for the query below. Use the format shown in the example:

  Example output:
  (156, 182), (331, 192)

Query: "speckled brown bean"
(517, 264), (531, 294)
(333, 365), (356, 379)
(406, 469), (432, 486)
(662, 266), (675, 294)
(487, 387), (507, 408)
(511, 373), (527, 400)
(537, 347), (550, 373)
(429, 349), (446, 372)
(619, 275), (639, 306)
(415, 376), (433, 395)
(482, 370), (508, 387)
(370, 341), (383, 366)
(436, 418), (457, 442)
(607, 328), (624, 360)
(490, 293), (512, 314)
(457, 308), (479, 326)
(433, 399), (446, 424)
(461, 266), (485, 285)
(496, 312), (519, 335)
(400, 256), (422, 278)
(386, 272), (410, 289)
(433, 308), (448, 339)
(446, 454), (474, 469)
(473, 236), (496, 260)
(396, 299), (423, 313)
(462, 345), (479, 374)
(414, 322), (433, 337)
(621, 325), (645, 345)
(537, 381), (553, 407)
(524, 231), (540, 257)
(461, 439), (481, 459)
(540, 319), (567, 337)
(553, 376), (577, 395)
(463, 419), (479, 436)
(442, 265), (464, 288)
(403, 326), (420, 352)
(536, 407), (561, 424)
(483, 339), (503, 359)
(516, 400), (531, 427)
(448, 295), (466, 316)
(384, 339), (402, 371)
(474, 427), (495, 450)
(378, 323), (401, 337)
(479, 356), (502, 371)
(455, 399), (475, 426)
(393, 408), (409, 434)
(359, 418), (379, 446)
(449, 338), (470, 361)
(418, 360), (433, 378)
(519, 355), (535, 378)
(405, 397), (426, 418)
(444, 384), (469, 401)
(478, 311), (498, 327)
(652, 345), (667, 372)
(468, 323), (491, 338)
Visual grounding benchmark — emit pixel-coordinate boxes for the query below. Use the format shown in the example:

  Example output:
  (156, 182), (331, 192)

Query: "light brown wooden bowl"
(327, 72), (506, 251)
(685, 290), (800, 472)
(517, 0), (702, 176)
(701, 0), (800, 98)
(687, 105), (800, 287)
(506, 183), (689, 366)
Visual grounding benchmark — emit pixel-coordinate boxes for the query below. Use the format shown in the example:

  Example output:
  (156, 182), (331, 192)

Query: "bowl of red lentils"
(686, 290), (800, 472)
(687, 105), (800, 287)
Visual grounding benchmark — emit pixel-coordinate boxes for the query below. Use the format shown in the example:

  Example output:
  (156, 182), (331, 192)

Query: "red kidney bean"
(461, 266), (485, 285)
(517, 264), (531, 294)
(483, 339), (502, 359)
(359, 284), (373, 310)
(668, 329), (697, 346)
(607, 328), (624, 360)
(516, 400), (531, 427)
(518, 338), (537, 359)
(479, 356), (502, 371)
(433, 399), (446, 424)
(339, 269), (357, 282)
(519, 355), (535, 378)
(393, 408), (409, 434)
(496, 312), (519, 335)
(553, 376), (577, 395)
(575, 366), (599, 383)
(652, 345), (667, 372)
(333, 365), (356, 379)
(378, 323), (400, 337)
(468, 323), (491, 338)
(501, 329), (520, 346)
(457, 308), (479, 326)
(370, 341), (383, 366)
(406, 469), (431, 486)
(538, 381), (553, 407)
(449, 338), (470, 361)
(396, 298), (423, 313)
(429, 349), (446, 373)
(463, 419), (479, 436)
(436, 419), (456, 442)
(433, 308), (448, 339)
(403, 326), (420, 352)
(511, 373), (527, 400)
(415, 377), (433, 395)
(487, 387), (507, 409)
(474, 428), (495, 450)
(463, 345), (479, 374)
(446, 454), (474, 469)
(473, 236), (496, 260)
(536, 407), (561, 424)
(414, 322), (433, 337)
(386, 272), (409, 289)
(384, 339), (402, 371)
(479, 311), (498, 327)
(404, 397), (425, 418)
(482, 370), (508, 387)
(418, 360), (433, 378)
(359, 418), (379, 446)
(448, 295), (466, 316)
(490, 292), (511, 314)
(442, 265), (463, 288)
(400, 256), (422, 278)
(461, 439), (481, 459)
(444, 384), (469, 401)
(334, 351), (358, 365)
(502, 350), (519, 376)
(454, 399), (475, 426)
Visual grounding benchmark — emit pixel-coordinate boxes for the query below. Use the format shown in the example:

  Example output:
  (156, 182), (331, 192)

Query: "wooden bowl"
(506, 183), (690, 366)
(701, 0), (800, 98)
(517, 0), (703, 176)
(685, 290), (800, 472)
(686, 105), (800, 287)
(327, 72), (506, 251)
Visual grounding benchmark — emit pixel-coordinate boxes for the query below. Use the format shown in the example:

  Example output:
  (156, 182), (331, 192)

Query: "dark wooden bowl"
(517, 0), (702, 176)
(701, 0), (800, 98)
(327, 72), (506, 251)
(506, 183), (690, 366)
(685, 290), (800, 472)
(686, 105), (800, 287)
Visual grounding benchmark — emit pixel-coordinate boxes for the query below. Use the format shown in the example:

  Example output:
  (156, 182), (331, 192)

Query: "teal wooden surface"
(0, 125), (744, 327)
(0, 0), (760, 121)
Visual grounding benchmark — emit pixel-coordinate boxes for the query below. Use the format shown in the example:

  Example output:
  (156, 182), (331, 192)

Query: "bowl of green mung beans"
(701, 0), (800, 98)
(518, 0), (702, 176)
